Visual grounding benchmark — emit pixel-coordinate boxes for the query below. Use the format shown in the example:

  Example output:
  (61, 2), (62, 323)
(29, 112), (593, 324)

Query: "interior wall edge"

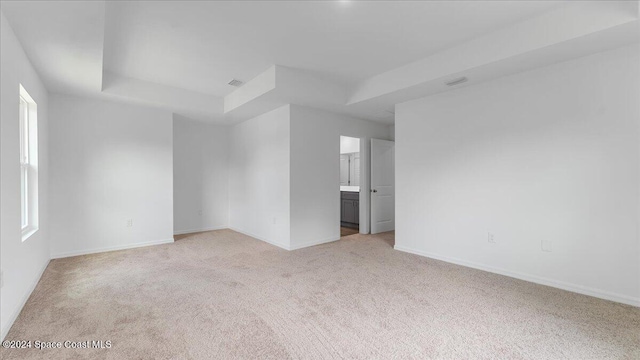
(394, 245), (640, 307)
(228, 227), (290, 251)
(0, 259), (50, 342)
(50, 238), (175, 260)
(173, 226), (228, 236)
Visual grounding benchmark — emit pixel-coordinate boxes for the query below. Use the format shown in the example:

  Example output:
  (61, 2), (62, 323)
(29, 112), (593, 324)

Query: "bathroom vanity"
(340, 190), (359, 228)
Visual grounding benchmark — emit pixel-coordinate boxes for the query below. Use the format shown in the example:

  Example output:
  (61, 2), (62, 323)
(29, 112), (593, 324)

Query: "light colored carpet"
(2, 229), (639, 359)
(340, 226), (359, 237)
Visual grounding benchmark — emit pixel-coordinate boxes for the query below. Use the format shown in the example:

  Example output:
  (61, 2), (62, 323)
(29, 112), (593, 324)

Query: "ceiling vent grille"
(228, 79), (244, 87)
(445, 77), (468, 86)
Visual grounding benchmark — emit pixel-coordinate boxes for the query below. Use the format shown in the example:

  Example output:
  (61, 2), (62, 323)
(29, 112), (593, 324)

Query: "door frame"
(339, 135), (369, 234)
(370, 138), (395, 234)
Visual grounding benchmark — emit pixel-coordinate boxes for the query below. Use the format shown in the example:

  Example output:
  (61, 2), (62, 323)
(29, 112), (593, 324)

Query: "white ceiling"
(1, 1), (638, 124)
(0, 1), (105, 94)
(103, 0), (559, 97)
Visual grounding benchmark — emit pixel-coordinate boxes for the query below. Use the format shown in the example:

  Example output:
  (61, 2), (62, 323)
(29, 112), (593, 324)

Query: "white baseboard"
(228, 228), (340, 251)
(51, 238), (175, 259)
(394, 245), (640, 307)
(289, 235), (340, 250)
(1, 259), (50, 341)
(174, 226), (227, 236)
(228, 227), (290, 251)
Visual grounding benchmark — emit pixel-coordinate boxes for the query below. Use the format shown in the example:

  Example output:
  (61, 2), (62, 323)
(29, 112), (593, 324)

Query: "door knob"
(371, 189), (377, 193)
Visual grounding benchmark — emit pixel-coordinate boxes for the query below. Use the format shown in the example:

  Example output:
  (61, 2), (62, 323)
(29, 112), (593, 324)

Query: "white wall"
(395, 44), (640, 306)
(340, 136), (360, 154)
(173, 115), (229, 234)
(290, 105), (390, 249)
(0, 12), (50, 340)
(49, 94), (174, 258)
(228, 105), (291, 249)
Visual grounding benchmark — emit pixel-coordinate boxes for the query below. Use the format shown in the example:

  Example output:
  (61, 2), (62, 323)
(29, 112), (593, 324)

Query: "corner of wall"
(0, 11), (52, 340)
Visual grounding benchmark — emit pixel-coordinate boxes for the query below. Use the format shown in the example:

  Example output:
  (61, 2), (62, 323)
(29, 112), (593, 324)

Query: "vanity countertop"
(340, 186), (360, 192)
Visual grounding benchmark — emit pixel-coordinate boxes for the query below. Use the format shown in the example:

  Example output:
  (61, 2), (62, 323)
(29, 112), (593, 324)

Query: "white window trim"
(20, 84), (38, 241)
(20, 96), (29, 230)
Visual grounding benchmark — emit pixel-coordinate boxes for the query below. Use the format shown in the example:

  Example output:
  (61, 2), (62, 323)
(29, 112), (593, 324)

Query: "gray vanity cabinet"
(340, 191), (359, 226)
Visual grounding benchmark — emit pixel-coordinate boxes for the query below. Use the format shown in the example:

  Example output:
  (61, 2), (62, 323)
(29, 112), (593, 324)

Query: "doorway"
(370, 138), (395, 234)
(339, 136), (361, 237)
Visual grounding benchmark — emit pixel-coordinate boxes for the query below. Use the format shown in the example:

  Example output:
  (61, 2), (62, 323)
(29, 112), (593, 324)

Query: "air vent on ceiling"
(445, 77), (468, 86)
(228, 79), (244, 87)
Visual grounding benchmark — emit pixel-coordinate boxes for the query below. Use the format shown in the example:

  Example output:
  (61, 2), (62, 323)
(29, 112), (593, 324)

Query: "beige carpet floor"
(2, 230), (639, 359)
(340, 227), (359, 237)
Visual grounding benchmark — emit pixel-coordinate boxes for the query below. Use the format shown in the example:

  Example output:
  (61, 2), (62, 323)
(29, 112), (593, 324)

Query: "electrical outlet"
(126, 219), (133, 227)
(198, 210), (202, 216)
(487, 232), (496, 244)
(542, 240), (552, 252)
(273, 217), (277, 225)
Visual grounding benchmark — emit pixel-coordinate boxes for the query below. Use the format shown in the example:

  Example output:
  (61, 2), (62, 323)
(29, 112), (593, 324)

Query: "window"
(19, 84), (38, 241)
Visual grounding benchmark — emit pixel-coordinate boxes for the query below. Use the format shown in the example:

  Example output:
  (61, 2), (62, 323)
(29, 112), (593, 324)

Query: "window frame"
(19, 95), (29, 230)
(19, 84), (38, 241)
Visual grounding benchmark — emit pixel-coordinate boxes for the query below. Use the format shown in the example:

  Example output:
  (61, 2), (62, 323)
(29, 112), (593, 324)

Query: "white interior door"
(371, 139), (394, 234)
